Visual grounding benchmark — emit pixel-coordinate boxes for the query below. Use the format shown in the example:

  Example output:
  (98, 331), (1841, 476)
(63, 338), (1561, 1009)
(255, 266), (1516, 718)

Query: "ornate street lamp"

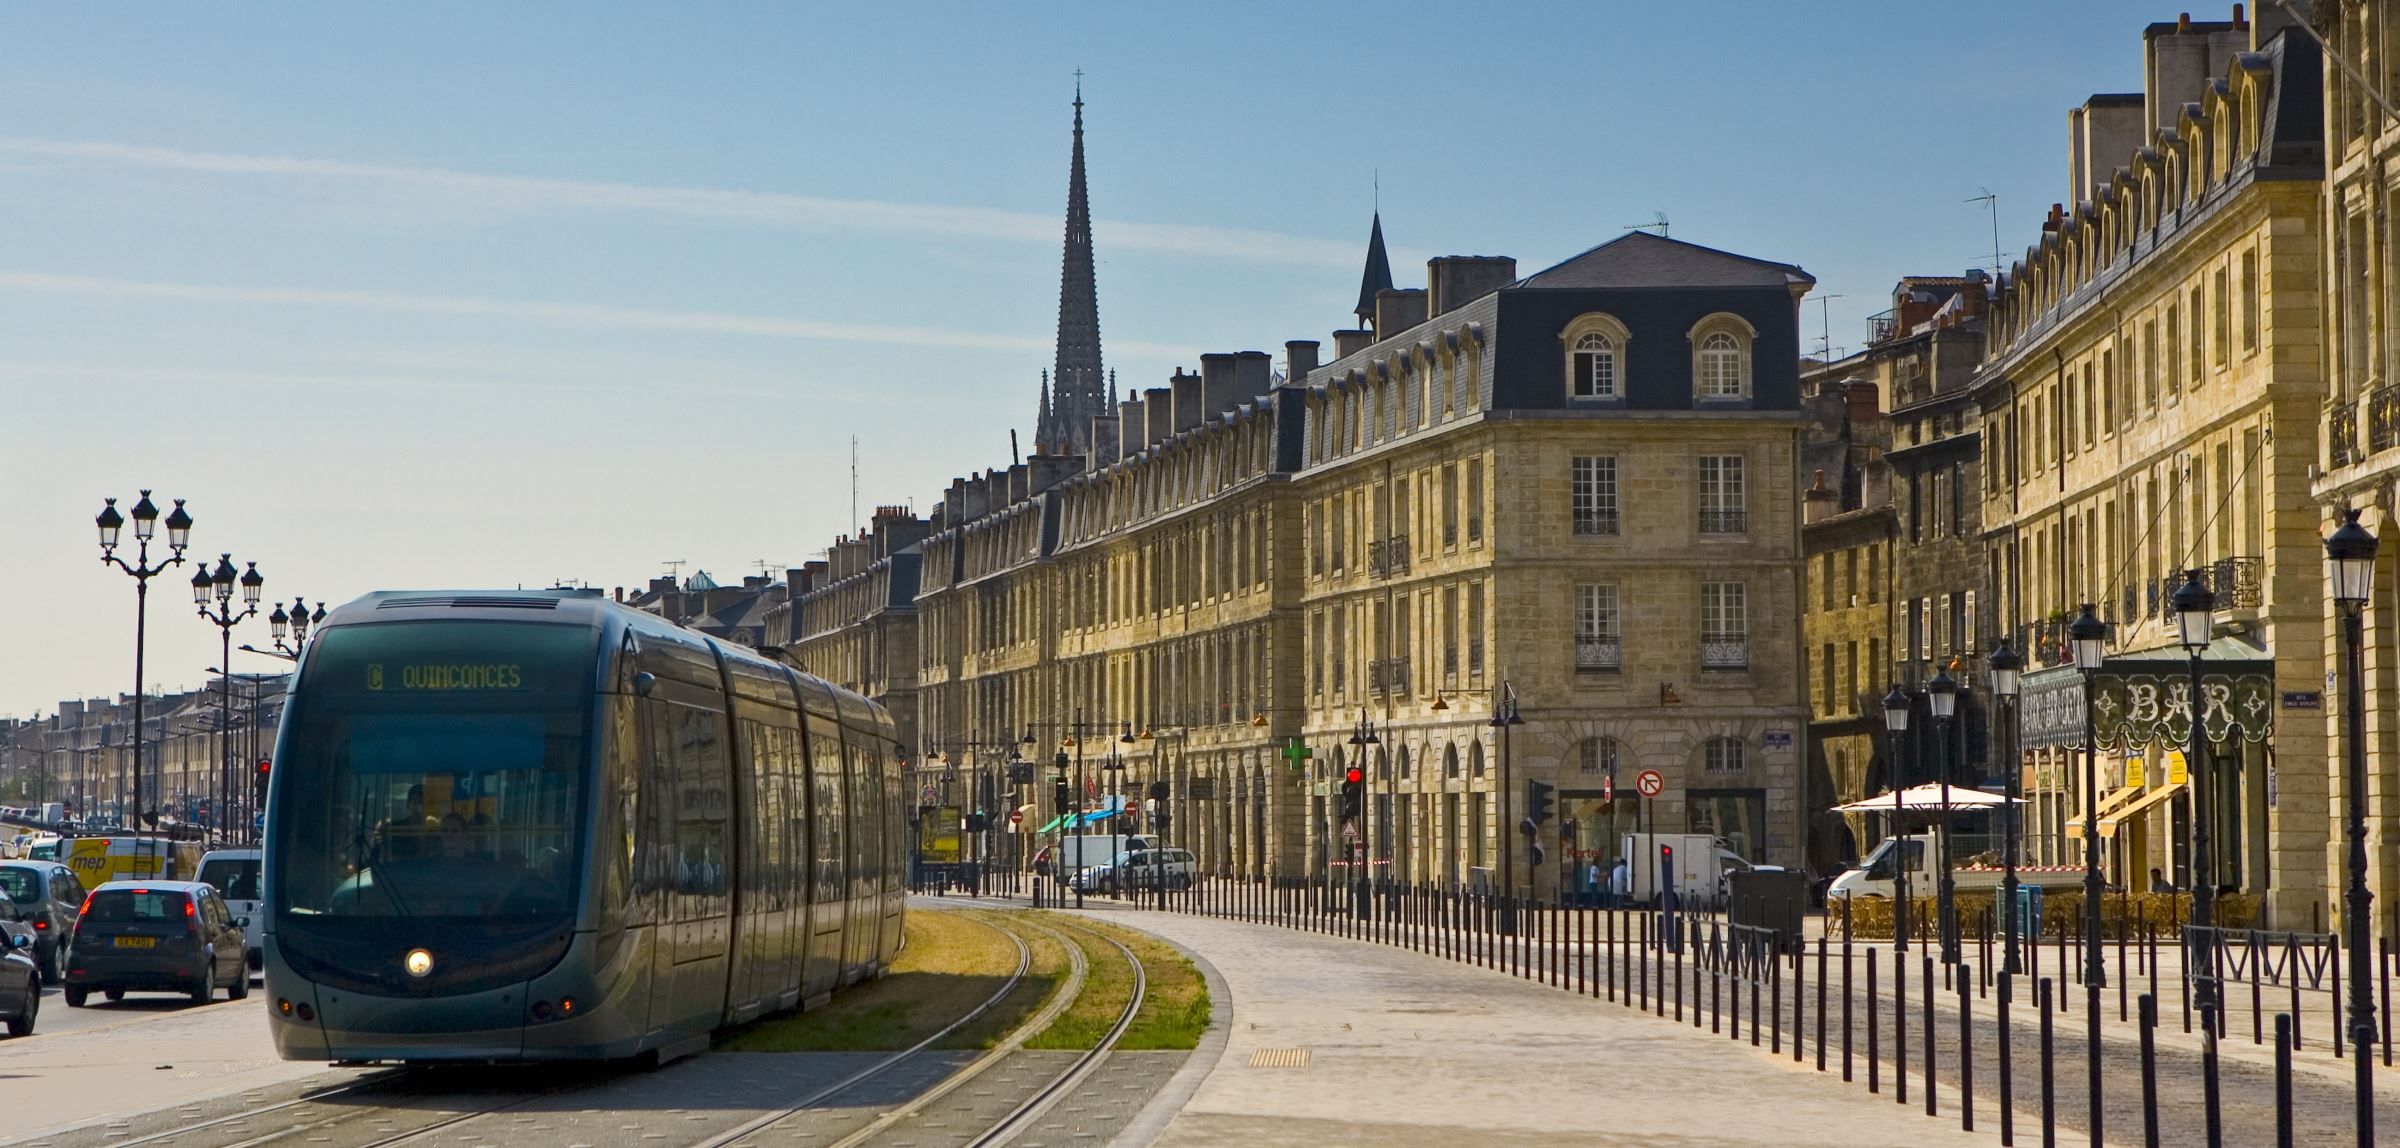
(1491, 682), (1525, 935)
(197, 556), (263, 843)
(1927, 667), (1959, 965)
(1988, 640), (2024, 974)
(1881, 684), (1913, 953)
(2328, 509), (2380, 1144)
(97, 492), (193, 838)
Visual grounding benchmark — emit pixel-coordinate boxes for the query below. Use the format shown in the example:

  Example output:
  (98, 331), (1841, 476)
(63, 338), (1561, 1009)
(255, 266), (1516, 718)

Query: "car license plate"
(113, 936), (156, 949)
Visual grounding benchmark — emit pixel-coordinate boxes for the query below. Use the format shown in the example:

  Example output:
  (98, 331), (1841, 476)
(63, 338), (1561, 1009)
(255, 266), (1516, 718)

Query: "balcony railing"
(2160, 556), (2264, 616)
(1442, 646), (1458, 683)
(1468, 637), (1486, 678)
(2120, 584), (2139, 629)
(1698, 508), (1749, 535)
(1576, 636), (1622, 671)
(1368, 536), (1412, 579)
(1867, 308), (1898, 346)
(2331, 399), (2362, 469)
(1700, 635), (1749, 671)
(2373, 386), (2400, 455)
(1574, 509), (1621, 536)
(1369, 657), (1411, 696)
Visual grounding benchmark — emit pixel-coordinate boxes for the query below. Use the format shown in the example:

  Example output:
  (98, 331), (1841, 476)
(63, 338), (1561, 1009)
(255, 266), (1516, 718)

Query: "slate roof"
(1514, 230), (1814, 291)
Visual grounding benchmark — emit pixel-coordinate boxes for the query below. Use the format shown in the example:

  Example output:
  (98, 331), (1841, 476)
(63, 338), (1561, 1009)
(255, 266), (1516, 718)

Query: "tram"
(262, 590), (905, 1063)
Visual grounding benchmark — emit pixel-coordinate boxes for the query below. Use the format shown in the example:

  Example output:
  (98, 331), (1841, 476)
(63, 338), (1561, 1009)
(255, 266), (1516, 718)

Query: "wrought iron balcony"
(1468, 638), (1486, 678)
(2331, 399), (2362, 469)
(1698, 508), (1749, 536)
(1576, 637), (1622, 671)
(2120, 585), (2139, 629)
(1700, 634), (1749, 671)
(2373, 386), (2400, 455)
(1369, 657), (1411, 696)
(1574, 509), (1620, 536)
(1367, 536), (1412, 579)
(2160, 557), (2264, 617)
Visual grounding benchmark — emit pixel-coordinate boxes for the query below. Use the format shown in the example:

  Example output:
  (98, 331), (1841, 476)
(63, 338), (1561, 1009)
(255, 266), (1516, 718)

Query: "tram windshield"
(275, 621), (593, 922)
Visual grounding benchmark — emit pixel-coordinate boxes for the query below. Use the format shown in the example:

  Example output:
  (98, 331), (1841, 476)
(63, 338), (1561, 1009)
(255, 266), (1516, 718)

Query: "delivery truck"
(1620, 833), (1756, 908)
(1824, 834), (2089, 901)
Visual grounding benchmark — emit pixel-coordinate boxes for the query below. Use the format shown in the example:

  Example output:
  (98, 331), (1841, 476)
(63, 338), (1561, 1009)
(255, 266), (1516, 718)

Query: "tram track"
(49, 906), (1157, 1148)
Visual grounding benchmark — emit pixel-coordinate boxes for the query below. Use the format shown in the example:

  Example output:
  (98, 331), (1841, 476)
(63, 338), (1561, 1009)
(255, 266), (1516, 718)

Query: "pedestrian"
(1607, 855), (1630, 908)
(1584, 858), (1602, 907)
(2148, 866), (2172, 893)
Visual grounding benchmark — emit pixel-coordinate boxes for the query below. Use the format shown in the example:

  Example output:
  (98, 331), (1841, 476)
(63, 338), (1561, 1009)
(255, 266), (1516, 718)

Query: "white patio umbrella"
(1830, 781), (2018, 815)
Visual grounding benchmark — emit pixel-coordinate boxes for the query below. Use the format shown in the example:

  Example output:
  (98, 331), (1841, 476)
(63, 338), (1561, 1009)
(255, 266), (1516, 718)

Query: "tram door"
(643, 696), (732, 1034)
(801, 707), (847, 1000)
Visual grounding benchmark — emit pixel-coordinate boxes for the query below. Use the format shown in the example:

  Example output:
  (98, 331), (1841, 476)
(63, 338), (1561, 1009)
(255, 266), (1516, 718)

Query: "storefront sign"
(2019, 664), (2276, 751)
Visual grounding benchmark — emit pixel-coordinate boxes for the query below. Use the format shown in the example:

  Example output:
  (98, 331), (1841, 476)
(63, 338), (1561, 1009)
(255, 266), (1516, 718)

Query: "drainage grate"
(1248, 1047), (1311, 1069)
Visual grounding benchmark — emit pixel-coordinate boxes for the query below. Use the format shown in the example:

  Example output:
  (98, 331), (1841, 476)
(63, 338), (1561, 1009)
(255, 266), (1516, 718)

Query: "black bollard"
(1924, 954), (1936, 1117)
(2000, 972), (2015, 1147)
(2138, 993), (2159, 1148)
(1896, 946), (1909, 1106)
(2039, 977), (2056, 1148)
(1960, 967), (1975, 1132)
(1816, 934), (1828, 1072)
(2273, 1013), (2294, 1148)
(1867, 956), (1880, 1094)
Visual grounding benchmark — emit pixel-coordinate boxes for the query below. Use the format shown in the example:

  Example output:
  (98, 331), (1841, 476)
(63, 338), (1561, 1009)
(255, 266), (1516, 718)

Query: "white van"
(196, 848), (263, 970)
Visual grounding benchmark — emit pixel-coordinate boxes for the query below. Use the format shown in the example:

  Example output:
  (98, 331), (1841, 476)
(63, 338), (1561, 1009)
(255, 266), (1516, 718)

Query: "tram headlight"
(405, 948), (434, 978)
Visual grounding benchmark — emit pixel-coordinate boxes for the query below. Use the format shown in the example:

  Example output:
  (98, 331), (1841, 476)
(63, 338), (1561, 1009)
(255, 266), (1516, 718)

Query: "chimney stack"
(1007, 462), (1029, 504)
(1285, 340), (1320, 386)
(1143, 386), (1174, 448)
(1426, 257), (1517, 317)
(1029, 453), (1081, 495)
(1198, 354), (1237, 423)
(1804, 469), (1839, 525)
(1235, 350), (1274, 403)
(1088, 412), (1120, 468)
(1332, 329), (1375, 358)
(1374, 288), (1428, 338)
(1118, 394), (1145, 459)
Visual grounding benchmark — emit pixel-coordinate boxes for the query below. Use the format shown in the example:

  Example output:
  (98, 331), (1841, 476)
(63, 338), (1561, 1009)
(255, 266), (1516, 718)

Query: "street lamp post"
(1928, 668), (1959, 965)
(2170, 568), (2223, 1145)
(1491, 683), (1524, 934)
(244, 597), (325, 664)
(2068, 601), (2110, 1147)
(2328, 509), (2380, 1146)
(195, 556), (263, 843)
(96, 492), (194, 840)
(1348, 708), (1379, 919)
(1988, 640), (2024, 974)
(1882, 685), (1913, 953)
(1102, 738), (1127, 899)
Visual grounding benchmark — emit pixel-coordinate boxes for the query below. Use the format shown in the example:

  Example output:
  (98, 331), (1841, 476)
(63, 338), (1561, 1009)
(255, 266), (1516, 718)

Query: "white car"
(196, 848), (263, 971)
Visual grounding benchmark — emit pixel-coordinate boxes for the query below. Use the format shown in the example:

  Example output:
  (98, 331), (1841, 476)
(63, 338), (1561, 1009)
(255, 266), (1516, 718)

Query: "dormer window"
(1560, 312), (1631, 402)
(1688, 313), (1757, 403)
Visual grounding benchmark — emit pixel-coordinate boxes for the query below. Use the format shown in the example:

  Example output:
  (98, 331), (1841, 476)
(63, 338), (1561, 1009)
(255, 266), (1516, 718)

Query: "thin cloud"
(0, 136), (1361, 269)
(0, 269), (1201, 358)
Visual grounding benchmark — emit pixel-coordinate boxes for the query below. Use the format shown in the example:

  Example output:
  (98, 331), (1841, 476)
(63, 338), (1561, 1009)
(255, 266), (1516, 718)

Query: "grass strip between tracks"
(1023, 912), (1140, 1051)
(722, 909), (1038, 1052)
(1069, 918), (1210, 1050)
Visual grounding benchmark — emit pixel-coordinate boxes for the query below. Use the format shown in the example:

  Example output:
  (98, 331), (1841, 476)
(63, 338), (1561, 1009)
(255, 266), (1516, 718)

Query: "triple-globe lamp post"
(194, 556), (263, 841)
(96, 492), (193, 834)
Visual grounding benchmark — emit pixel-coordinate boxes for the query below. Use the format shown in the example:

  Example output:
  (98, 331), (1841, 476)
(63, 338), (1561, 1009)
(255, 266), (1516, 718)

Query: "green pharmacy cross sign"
(1281, 738), (1313, 771)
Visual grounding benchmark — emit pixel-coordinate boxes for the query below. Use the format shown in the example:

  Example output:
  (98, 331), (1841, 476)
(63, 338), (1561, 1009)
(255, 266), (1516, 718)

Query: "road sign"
(1635, 769), (1665, 798)
(1008, 807), (1024, 826)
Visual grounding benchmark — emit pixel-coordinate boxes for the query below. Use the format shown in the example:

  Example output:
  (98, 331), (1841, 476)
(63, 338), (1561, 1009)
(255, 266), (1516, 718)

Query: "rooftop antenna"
(1968, 189), (2004, 277)
(1010, 428), (1021, 466)
(1622, 212), (1670, 238)
(1813, 293), (1845, 360)
(753, 560), (781, 579)
(662, 559), (686, 583)
(850, 436), (860, 536)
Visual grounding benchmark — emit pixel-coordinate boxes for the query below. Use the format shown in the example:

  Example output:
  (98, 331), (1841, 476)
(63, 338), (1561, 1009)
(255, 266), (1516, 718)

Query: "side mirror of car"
(8, 934), (28, 950)
(234, 917), (250, 929)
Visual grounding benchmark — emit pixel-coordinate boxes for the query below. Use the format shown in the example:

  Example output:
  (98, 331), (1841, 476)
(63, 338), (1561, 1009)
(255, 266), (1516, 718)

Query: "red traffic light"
(257, 758), (271, 776)
(1343, 765), (1363, 785)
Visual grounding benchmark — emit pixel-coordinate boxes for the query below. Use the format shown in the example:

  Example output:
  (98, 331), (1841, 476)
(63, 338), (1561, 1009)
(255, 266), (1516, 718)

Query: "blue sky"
(3, 1), (2175, 715)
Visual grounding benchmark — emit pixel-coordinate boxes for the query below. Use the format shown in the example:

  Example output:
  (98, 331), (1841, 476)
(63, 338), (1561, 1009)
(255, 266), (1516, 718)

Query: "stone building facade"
(2306, 0), (2400, 927)
(777, 505), (930, 756)
(3, 677), (287, 829)
(863, 231), (1817, 898)
(1973, 11), (2326, 923)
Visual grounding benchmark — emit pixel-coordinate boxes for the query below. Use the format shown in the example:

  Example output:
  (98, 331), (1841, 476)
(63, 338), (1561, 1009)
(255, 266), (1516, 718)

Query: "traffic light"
(1521, 780), (1553, 835)
(1053, 779), (1072, 818)
(965, 811), (989, 832)
(254, 758), (271, 805)
(1338, 765), (1363, 822)
(1147, 780), (1170, 801)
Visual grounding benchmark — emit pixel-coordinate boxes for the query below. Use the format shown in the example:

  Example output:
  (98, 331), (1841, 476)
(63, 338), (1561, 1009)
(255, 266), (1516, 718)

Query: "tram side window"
(858, 739), (883, 890)
(843, 742), (869, 898)
(810, 723), (845, 907)
(673, 705), (730, 907)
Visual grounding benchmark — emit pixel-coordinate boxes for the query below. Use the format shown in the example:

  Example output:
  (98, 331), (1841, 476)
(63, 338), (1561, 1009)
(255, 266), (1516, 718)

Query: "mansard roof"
(1516, 230), (1815, 291)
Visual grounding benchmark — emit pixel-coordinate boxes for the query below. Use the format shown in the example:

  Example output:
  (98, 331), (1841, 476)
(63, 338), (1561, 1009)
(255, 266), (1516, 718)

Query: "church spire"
(1354, 211), (1394, 331)
(1040, 74), (1106, 457)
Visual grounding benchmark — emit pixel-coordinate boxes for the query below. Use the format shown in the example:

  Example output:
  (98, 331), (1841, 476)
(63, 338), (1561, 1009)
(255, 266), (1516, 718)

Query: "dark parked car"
(64, 881), (249, 1007)
(0, 861), (89, 981)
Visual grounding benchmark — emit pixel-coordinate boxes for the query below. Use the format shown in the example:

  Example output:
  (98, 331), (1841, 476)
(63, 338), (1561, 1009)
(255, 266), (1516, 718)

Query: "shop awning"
(2066, 781), (2186, 839)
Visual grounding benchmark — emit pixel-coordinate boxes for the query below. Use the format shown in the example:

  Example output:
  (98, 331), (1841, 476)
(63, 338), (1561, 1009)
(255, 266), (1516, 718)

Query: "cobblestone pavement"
(1053, 901), (1991, 1148)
